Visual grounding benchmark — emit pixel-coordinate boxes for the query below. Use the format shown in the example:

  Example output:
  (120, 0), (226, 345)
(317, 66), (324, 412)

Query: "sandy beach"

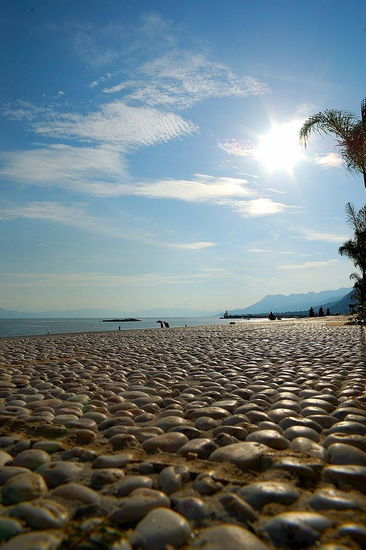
(0, 318), (365, 548)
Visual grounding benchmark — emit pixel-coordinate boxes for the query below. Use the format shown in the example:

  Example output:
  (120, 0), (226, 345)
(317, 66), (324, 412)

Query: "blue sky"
(1, 0), (365, 313)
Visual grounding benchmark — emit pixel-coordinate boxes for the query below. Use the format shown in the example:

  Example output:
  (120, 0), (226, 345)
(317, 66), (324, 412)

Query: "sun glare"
(254, 120), (304, 173)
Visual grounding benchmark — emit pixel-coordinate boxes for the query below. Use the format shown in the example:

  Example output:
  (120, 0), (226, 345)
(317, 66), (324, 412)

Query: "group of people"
(157, 320), (170, 328)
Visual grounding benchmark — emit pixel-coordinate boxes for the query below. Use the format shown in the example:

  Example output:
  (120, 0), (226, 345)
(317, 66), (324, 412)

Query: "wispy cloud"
(293, 229), (347, 243)
(314, 153), (342, 168)
(5, 101), (196, 148)
(0, 145), (128, 195)
(278, 259), (338, 270)
(232, 198), (295, 217)
(218, 139), (255, 158)
(134, 174), (254, 202)
(1, 268), (228, 288)
(0, 201), (214, 250)
(103, 50), (269, 109)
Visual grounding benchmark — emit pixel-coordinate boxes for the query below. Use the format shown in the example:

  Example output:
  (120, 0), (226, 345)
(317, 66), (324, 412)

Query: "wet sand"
(0, 318), (365, 549)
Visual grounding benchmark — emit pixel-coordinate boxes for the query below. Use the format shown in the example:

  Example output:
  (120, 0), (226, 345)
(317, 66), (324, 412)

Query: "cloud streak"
(1, 268), (228, 288)
(278, 259), (338, 270)
(103, 50), (269, 109)
(0, 201), (214, 251)
(5, 101), (196, 149)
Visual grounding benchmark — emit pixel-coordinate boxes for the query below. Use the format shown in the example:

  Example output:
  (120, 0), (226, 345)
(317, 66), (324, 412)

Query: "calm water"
(0, 316), (240, 338)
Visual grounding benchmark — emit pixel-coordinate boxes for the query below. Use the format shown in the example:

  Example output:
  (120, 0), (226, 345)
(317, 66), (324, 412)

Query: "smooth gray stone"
(257, 421), (283, 433)
(190, 524), (268, 549)
(326, 421), (366, 436)
(158, 465), (190, 495)
(214, 399), (239, 411)
(172, 496), (209, 521)
(2, 473), (48, 505)
(0, 437), (19, 448)
(244, 410), (271, 423)
(212, 426), (248, 440)
(246, 430), (289, 450)
(209, 442), (272, 471)
(239, 481), (300, 510)
(111, 488), (170, 525)
(279, 416), (321, 432)
(155, 416), (188, 431)
(322, 465), (366, 492)
(10, 498), (69, 529)
(32, 441), (63, 453)
(90, 468), (125, 489)
(194, 416), (217, 431)
(9, 440), (32, 455)
(12, 449), (50, 470)
(92, 453), (132, 469)
(0, 451), (13, 466)
(222, 414), (249, 427)
(328, 443), (366, 466)
(324, 433), (366, 451)
(271, 400), (301, 413)
(307, 414), (337, 428)
(332, 407), (366, 420)
(132, 508), (191, 550)
(0, 467), (30, 485)
(36, 461), (83, 488)
(268, 408), (298, 422)
(1, 531), (62, 550)
(0, 517), (23, 542)
(115, 476), (153, 497)
(300, 398), (335, 412)
(337, 522), (366, 544)
(308, 486), (365, 511)
(143, 432), (189, 453)
(53, 482), (100, 504)
(185, 407), (230, 420)
(284, 425), (320, 442)
(219, 493), (258, 522)
(265, 511), (331, 546)
(178, 438), (218, 459)
(110, 434), (140, 450)
(290, 437), (328, 459)
(193, 473), (223, 496)
(169, 426), (203, 440)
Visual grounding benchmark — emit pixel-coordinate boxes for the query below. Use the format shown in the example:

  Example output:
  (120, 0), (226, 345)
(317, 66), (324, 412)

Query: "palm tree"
(338, 202), (366, 318)
(299, 98), (366, 189)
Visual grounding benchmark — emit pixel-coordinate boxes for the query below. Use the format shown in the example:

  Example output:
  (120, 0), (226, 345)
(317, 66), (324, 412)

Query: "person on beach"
(268, 311), (276, 320)
(157, 320), (164, 328)
(164, 321), (170, 328)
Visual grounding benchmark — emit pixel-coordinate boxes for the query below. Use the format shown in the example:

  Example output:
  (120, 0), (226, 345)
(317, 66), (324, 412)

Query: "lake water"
(0, 316), (240, 338)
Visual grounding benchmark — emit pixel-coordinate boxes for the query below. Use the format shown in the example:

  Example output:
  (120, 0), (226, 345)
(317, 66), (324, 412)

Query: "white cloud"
(294, 229), (347, 243)
(278, 259), (338, 270)
(218, 139), (255, 158)
(233, 198), (294, 217)
(134, 174), (254, 202)
(103, 51), (269, 109)
(314, 153), (343, 168)
(4, 101), (196, 149)
(0, 145), (128, 195)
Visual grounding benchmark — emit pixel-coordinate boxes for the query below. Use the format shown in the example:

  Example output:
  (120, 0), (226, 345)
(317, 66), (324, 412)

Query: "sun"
(254, 120), (304, 173)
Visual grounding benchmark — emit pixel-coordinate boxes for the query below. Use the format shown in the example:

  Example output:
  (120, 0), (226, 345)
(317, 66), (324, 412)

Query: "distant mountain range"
(226, 287), (353, 315)
(0, 287), (355, 319)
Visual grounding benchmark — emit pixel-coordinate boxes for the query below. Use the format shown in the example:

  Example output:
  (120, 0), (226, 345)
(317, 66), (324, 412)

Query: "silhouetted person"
(309, 307), (315, 317)
(318, 306), (325, 317)
(268, 311), (276, 320)
(157, 320), (164, 328)
(164, 321), (170, 328)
